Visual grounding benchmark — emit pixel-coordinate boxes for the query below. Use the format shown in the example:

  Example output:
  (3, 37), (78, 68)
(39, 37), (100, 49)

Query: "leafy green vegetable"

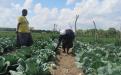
(74, 41), (121, 75)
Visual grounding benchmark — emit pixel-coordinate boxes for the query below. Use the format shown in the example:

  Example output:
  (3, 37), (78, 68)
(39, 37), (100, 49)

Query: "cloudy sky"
(0, 0), (121, 30)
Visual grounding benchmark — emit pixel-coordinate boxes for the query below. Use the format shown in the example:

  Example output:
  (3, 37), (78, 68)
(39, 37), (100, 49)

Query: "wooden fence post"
(75, 15), (79, 34)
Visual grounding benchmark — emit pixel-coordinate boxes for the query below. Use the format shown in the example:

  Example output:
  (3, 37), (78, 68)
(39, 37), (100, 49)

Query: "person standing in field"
(16, 9), (33, 48)
(55, 29), (75, 54)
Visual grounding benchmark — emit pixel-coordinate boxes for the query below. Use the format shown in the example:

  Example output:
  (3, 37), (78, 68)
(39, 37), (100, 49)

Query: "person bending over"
(55, 29), (75, 54)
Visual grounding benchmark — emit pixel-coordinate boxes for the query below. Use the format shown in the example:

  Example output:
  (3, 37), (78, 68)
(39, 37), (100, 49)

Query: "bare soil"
(51, 49), (84, 75)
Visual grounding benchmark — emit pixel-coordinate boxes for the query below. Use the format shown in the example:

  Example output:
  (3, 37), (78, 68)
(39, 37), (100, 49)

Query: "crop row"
(74, 41), (121, 75)
(0, 37), (57, 75)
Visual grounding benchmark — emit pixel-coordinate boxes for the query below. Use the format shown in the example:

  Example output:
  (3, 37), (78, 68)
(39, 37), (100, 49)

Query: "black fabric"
(16, 32), (33, 47)
(59, 29), (75, 48)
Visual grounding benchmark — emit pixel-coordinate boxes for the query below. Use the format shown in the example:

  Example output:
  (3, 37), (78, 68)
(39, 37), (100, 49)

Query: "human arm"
(54, 35), (62, 51)
(16, 23), (20, 33)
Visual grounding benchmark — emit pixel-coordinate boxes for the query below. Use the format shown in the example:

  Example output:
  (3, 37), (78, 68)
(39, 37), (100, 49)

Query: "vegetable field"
(74, 41), (121, 75)
(0, 31), (121, 75)
(0, 31), (57, 75)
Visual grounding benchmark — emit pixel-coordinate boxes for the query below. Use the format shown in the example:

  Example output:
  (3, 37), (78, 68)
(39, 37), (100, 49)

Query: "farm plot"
(0, 31), (121, 75)
(0, 36), (57, 75)
(74, 41), (121, 75)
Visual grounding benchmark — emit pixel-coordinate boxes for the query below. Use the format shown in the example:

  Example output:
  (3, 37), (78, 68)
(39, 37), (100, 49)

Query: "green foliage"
(74, 41), (121, 75)
(76, 28), (121, 45)
(0, 56), (10, 74)
(0, 56), (6, 73)
(0, 37), (16, 53)
(3, 54), (19, 65)
(0, 31), (58, 75)
(9, 43), (55, 75)
(115, 39), (121, 46)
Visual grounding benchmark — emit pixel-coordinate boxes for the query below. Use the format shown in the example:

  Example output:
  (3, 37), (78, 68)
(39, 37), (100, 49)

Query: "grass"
(0, 31), (118, 45)
(76, 36), (116, 45)
(0, 31), (58, 40)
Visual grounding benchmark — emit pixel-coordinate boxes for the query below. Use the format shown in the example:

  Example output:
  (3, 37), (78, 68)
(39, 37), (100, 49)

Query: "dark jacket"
(56, 29), (75, 50)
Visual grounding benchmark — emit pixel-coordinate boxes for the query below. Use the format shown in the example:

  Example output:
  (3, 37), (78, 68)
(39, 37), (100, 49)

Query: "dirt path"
(51, 49), (84, 75)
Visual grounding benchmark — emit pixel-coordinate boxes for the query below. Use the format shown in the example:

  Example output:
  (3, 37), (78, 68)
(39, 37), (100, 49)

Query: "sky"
(0, 0), (121, 30)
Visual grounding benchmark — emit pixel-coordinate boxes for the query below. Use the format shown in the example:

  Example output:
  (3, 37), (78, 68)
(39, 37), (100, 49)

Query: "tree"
(107, 28), (117, 37)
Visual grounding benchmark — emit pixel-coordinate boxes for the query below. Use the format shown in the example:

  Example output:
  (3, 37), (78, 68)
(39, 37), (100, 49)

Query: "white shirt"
(60, 29), (66, 35)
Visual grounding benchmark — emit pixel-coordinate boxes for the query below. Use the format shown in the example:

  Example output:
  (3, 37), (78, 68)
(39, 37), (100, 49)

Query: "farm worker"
(55, 28), (75, 54)
(16, 9), (33, 48)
